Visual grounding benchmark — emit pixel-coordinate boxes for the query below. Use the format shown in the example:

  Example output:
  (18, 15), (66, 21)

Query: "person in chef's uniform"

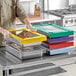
(0, 0), (36, 50)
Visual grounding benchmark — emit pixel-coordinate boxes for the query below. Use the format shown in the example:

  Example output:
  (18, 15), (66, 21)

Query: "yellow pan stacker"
(9, 28), (47, 45)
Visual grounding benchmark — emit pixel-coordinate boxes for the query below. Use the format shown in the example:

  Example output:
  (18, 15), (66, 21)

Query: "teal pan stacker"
(32, 24), (74, 38)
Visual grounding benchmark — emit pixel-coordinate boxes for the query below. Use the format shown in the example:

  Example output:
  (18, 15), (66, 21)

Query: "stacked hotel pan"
(5, 28), (47, 59)
(33, 24), (74, 55)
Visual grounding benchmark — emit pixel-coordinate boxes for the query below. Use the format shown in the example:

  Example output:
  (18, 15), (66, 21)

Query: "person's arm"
(23, 18), (37, 31)
(0, 27), (3, 33)
(16, 0), (36, 31)
(0, 27), (11, 40)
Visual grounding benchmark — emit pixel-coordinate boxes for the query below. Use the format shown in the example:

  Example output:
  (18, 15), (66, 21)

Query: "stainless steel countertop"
(0, 50), (76, 70)
(16, 12), (61, 25)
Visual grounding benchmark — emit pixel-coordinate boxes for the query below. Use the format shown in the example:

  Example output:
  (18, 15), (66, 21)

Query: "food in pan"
(9, 42), (21, 51)
(17, 31), (32, 38)
(9, 42), (43, 51)
(12, 31), (37, 38)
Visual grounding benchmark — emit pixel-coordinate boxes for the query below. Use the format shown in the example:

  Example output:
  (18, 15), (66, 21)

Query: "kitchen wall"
(40, 0), (76, 11)
(69, 0), (76, 5)
(40, 0), (69, 11)
(19, 0), (76, 14)
(19, 0), (39, 15)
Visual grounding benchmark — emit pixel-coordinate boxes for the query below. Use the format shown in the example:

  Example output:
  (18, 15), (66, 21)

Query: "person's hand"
(26, 24), (37, 32)
(28, 26), (37, 32)
(1, 29), (12, 40)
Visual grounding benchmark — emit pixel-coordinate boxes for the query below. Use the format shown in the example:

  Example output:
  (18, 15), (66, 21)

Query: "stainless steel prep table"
(16, 12), (61, 26)
(0, 50), (76, 76)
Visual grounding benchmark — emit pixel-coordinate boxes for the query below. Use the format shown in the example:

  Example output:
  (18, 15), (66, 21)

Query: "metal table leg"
(40, 50), (44, 60)
(4, 70), (10, 76)
(3, 70), (12, 76)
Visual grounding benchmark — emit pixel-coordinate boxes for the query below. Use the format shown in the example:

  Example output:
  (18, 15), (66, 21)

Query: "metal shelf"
(0, 51), (76, 76)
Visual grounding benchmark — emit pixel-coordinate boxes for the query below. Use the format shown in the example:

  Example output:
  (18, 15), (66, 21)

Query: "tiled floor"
(50, 57), (76, 76)
(50, 64), (76, 76)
